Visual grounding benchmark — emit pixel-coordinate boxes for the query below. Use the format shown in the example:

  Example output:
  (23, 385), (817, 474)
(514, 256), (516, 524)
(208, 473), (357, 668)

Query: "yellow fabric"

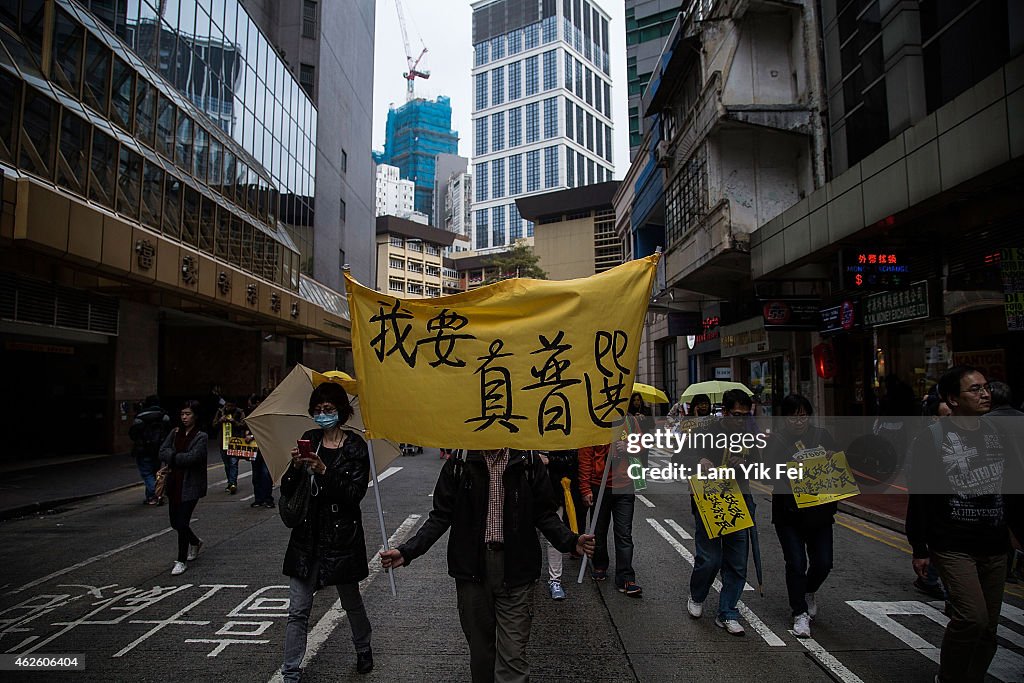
(561, 477), (578, 534)
(345, 255), (660, 449)
(632, 382), (669, 404)
(789, 450), (860, 508)
(691, 477), (755, 537)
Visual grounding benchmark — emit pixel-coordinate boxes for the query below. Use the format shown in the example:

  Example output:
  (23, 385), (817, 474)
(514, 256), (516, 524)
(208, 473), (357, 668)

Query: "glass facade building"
(470, 0), (613, 254)
(0, 0), (316, 290)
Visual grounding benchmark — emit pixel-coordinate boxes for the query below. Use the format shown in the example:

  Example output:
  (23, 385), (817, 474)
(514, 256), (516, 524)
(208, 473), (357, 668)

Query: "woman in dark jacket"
(158, 400), (209, 576)
(280, 381), (373, 679)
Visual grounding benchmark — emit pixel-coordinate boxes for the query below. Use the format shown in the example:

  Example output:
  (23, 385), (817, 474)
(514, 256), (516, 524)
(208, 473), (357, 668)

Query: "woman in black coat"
(158, 400), (208, 576)
(280, 381), (373, 679)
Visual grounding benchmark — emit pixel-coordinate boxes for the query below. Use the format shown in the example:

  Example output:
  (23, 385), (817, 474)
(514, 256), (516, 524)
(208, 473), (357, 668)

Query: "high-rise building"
(0, 0), (361, 457)
(375, 164), (416, 218)
(433, 153), (469, 228)
(241, 0), (377, 289)
(624, 1), (680, 160)
(443, 171), (474, 239)
(380, 96), (460, 222)
(470, 0), (614, 254)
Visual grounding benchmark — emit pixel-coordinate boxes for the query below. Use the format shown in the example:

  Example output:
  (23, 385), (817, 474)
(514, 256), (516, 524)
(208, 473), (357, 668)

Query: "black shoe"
(913, 577), (944, 600)
(263, 500), (276, 508)
(251, 501), (262, 508)
(356, 649), (373, 674)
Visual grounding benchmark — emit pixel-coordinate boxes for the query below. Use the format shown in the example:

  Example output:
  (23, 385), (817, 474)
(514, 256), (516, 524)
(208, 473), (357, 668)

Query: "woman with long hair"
(158, 400), (208, 575)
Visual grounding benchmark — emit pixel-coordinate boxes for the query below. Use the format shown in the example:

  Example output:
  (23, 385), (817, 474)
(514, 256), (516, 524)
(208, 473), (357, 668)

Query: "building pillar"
(111, 300), (159, 454)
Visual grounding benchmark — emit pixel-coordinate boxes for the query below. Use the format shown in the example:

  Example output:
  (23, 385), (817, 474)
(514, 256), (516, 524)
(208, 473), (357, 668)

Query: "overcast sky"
(371, 0), (631, 179)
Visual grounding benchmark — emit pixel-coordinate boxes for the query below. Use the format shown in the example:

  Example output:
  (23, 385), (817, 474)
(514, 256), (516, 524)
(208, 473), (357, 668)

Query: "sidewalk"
(0, 445), (220, 521)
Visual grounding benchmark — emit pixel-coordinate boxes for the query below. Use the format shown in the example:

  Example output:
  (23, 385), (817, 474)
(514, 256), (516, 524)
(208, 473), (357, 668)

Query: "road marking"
(115, 584), (247, 657)
(793, 633), (865, 683)
(635, 494), (655, 508)
(7, 527), (175, 595)
(211, 471), (253, 488)
(847, 600), (1024, 682)
(241, 494), (255, 502)
(663, 518), (692, 540)
(647, 519), (781, 646)
(367, 466), (403, 488)
(266, 513), (422, 683)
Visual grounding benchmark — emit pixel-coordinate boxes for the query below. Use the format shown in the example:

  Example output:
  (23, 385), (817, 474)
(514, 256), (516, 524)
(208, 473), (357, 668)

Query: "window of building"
(491, 206), (506, 247)
(475, 209), (489, 249)
(525, 102), (540, 143)
(603, 81), (611, 118)
(508, 28), (523, 55)
(389, 278), (405, 292)
(543, 97), (558, 139)
(390, 235), (404, 247)
(491, 66), (504, 106)
(661, 340), (677, 405)
(526, 150), (540, 192)
(525, 23), (539, 49)
(491, 34), (505, 60)
(565, 51), (574, 91)
(604, 124), (612, 163)
(542, 15), (557, 43)
(408, 260), (423, 274)
(566, 149), (575, 188)
(508, 154), (523, 194)
(408, 282), (424, 295)
(595, 120), (603, 158)
(299, 63), (315, 99)
(525, 56), (539, 96)
(543, 50), (558, 90)
(303, 1), (318, 39)
(508, 61), (522, 100)
(475, 161), (488, 202)
(575, 60), (583, 99)
(390, 257), (405, 270)
(577, 151), (585, 187)
(586, 113), (594, 151)
(565, 102), (574, 142)
(509, 204), (523, 240)
(665, 144), (708, 246)
(585, 68), (593, 106)
(425, 244), (441, 256)
(491, 157), (505, 198)
(475, 117), (489, 156)
(475, 72), (488, 110)
(426, 286), (441, 297)
(543, 146), (559, 189)
(491, 111), (505, 152)
(508, 106), (522, 147)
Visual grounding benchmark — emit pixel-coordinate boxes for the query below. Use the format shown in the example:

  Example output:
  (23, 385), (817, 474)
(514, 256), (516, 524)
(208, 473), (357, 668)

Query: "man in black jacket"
(380, 448), (595, 683)
(906, 365), (1024, 683)
(129, 395), (171, 505)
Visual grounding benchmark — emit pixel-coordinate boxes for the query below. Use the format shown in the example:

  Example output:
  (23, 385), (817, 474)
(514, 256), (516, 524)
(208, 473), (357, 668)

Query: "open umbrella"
(680, 380), (753, 404)
(632, 382), (669, 404)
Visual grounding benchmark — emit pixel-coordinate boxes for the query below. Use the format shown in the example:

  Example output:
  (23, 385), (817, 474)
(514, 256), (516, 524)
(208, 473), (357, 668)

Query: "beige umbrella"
(247, 364), (401, 485)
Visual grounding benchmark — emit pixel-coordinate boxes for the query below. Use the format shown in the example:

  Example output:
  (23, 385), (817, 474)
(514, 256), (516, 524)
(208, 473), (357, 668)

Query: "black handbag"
(279, 469), (316, 528)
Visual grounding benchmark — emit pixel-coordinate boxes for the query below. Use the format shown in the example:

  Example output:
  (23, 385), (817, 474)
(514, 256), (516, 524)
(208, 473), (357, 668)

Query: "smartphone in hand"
(296, 439), (313, 460)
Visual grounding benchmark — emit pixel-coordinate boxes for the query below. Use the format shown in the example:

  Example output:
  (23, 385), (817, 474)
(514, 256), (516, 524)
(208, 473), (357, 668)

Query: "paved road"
(0, 448), (1021, 681)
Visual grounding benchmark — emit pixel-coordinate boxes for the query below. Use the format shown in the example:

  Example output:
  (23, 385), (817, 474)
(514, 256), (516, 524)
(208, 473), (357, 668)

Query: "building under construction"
(381, 96), (460, 222)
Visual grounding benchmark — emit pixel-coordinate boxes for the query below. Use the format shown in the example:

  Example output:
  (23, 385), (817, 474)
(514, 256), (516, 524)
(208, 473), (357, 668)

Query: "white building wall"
(375, 163), (416, 217)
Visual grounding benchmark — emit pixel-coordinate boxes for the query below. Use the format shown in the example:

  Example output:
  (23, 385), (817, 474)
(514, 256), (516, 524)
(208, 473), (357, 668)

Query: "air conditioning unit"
(654, 140), (672, 168)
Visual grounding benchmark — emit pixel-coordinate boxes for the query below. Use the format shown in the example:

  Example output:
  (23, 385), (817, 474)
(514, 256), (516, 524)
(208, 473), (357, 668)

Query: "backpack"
(133, 411), (168, 457)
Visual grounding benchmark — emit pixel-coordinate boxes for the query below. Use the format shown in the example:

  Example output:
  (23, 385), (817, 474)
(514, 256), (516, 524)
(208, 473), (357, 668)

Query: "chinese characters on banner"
(221, 422), (232, 450)
(690, 477), (754, 538)
(226, 437), (258, 461)
(1001, 248), (1024, 331)
(788, 448), (860, 508)
(344, 255), (660, 450)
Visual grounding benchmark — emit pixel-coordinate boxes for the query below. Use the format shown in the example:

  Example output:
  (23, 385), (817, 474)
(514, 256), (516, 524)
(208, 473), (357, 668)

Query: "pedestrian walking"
(579, 440), (643, 597)
(213, 398), (246, 494)
(764, 394), (837, 638)
(539, 448), (578, 600)
(245, 393), (275, 509)
(280, 381), (374, 679)
(158, 400), (208, 576)
(682, 389), (758, 636)
(906, 365), (1024, 683)
(129, 395), (171, 505)
(379, 449), (595, 683)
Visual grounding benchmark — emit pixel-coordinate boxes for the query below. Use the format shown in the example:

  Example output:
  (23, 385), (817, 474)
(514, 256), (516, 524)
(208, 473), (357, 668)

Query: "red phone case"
(297, 439), (312, 459)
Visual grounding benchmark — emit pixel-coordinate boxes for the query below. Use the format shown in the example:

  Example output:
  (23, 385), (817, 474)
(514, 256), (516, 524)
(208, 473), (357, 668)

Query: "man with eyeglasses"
(906, 365), (1024, 683)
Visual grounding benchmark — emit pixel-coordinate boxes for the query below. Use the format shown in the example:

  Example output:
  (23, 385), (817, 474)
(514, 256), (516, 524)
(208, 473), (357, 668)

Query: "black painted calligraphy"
(585, 330), (631, 427)
(368, 299), (418, 367)
(465, 339), (527, 433)
(522, 331), (581, 435)
(416, 308), (477, 368)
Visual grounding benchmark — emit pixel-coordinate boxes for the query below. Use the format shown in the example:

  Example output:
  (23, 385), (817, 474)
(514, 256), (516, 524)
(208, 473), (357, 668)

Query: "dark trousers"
(592, 491), (636, 586)
(168, 498), (200, 562)
(774, 523), (834, 616)
(455, 549), (534, 683)
(221, 451), (238, 485)
(932, 550), (1006, 683)
(253, 453), (273, 503)
(136, 454), (159, 501)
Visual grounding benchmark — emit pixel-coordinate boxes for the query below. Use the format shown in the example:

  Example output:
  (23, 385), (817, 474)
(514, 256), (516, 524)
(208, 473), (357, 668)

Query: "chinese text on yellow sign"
(345, 255), (659, 450)
(691, 477), (754, 538)
(788, 449), (860, 508)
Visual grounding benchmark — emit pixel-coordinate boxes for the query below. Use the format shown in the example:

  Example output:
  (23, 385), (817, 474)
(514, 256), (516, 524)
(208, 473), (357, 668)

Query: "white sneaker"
(171, 561), (187, 576)
(187, 539), (203, 561)
(686, 596), (703, 618)
(805, 592), (817, 619)
(793, 612), (812, 638)
(715, 617), (745, 636)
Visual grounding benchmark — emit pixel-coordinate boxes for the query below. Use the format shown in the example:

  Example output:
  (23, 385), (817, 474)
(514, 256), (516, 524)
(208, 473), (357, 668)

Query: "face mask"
(314, 413), (339, 429)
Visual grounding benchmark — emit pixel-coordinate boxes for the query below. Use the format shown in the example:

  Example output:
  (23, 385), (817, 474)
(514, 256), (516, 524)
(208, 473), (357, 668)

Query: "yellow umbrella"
(247, 364), (401, 485)
(632, 382), (669, 404)
(680, 380), (753, 403)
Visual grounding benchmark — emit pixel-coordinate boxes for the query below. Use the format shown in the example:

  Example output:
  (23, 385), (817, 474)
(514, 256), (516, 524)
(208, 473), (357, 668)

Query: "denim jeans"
(136, 454), (159, 501)
(221, 451), (238, 486)
(252, 453), (273, 503)
(592, 492), (636, 586)
(282, 561), (371, 682)
(774, 522), (833, 616)
(690, 495), (753, 621)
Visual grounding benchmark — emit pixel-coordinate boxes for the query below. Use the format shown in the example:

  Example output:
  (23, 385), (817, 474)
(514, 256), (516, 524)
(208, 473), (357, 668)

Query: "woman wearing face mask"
(158, 400), (209, 576)
(280, 381), (374, 679)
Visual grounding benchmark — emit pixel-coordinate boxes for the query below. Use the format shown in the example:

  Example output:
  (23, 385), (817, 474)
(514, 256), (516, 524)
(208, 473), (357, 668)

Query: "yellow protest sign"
(345, 255), (660, 449)
(221, 422), (232, 450)
(789, 451), (860, 508)
(691, 477), (754, 537)
(226, 437), (258, 461)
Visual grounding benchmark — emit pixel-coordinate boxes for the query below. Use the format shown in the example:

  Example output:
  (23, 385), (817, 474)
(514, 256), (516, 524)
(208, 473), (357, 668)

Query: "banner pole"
(577, 445), (613, 584)
(366, 440), (398, 597)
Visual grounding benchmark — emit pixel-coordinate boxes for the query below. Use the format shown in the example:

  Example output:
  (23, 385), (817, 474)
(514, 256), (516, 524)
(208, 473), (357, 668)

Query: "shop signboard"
(1001, 247), (1024, 331)
(761, 299), (820, 330)
(863, 281), (929, 327)
(714, 367), (732, 380)
(820, 300), (858, 335)
(841, 249), (912, 290)
(951, 349), (1007, 385)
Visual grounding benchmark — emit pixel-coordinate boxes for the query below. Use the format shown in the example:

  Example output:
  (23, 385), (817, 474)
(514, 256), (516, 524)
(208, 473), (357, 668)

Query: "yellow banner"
(691, 477), (754, 537)
(221, 422), (232, 450)
(226, 436), (258, 461)
(789, 450), (860, 508)
(345, 255), (660, 449)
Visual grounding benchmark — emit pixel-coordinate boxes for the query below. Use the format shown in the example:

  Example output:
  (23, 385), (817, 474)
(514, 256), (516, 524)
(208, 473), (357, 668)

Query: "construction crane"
(394, 0), (430, 101)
